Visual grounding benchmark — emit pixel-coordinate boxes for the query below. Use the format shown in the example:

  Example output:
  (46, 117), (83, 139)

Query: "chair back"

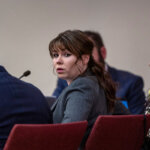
(85, 115), (144, 150)
(4, 121), (87, 150)
(146, 114), (150, 133)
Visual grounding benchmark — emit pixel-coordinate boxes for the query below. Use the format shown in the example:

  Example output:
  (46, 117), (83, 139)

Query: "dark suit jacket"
(52, 65), (146, 114)
(108, 66), (145, 114)
(0, 66), (52, 150)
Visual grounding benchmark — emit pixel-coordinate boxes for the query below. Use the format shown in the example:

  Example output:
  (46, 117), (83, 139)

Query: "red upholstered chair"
(3, 121), (87, 150)
(85, 115), (144, 150)
(146, 114), (150, 133)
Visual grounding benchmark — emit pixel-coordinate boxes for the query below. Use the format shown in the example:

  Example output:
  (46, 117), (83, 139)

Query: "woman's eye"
(64, 53), (71, 57)
(53, 53), (59, 58)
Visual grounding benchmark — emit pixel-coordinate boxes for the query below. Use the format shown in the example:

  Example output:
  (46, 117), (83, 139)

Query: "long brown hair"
(49, 30), (117, 112)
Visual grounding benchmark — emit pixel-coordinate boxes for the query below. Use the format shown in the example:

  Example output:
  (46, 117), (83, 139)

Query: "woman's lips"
(56, 68), (64, 73)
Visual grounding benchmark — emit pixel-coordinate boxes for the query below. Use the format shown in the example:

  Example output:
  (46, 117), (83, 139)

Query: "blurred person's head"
(84, 31), (107, 65)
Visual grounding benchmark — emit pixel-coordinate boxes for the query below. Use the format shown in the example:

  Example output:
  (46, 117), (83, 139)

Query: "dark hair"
(84, 30), (105, 64)
(49, 30), (117, 112)
(49, 30), (93, 59)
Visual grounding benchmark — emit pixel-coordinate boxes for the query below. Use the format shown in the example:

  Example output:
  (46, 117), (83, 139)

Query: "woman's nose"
(56, 55), (63, 64)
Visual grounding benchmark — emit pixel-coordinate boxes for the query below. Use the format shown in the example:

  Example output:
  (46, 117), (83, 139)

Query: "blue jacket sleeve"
(127, 76), (146, 114)
(52, 78), (68, 98)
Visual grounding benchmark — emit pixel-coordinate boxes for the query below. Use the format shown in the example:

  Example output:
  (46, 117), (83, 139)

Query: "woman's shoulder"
(76, 75), (97, 83)
(71, 75), (98, 88)
(65, 75), (101, 96)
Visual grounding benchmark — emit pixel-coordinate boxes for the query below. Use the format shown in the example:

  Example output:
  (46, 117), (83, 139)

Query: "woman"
(49, 30), (129, 149)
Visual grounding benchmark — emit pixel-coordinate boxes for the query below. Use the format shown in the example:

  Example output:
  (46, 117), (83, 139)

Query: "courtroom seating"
(141, 114), (150, 150)
(45, 96), (56, 107)
(84, 115), (144, 150)
(146, 114), (150, 134)
(3, 121), (87, 150)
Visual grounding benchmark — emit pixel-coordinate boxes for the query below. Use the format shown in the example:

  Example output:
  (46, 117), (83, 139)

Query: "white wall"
(0, 0), (150, 96)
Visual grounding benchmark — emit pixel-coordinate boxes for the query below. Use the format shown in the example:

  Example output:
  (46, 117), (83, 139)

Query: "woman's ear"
(82, 55), (90, 65)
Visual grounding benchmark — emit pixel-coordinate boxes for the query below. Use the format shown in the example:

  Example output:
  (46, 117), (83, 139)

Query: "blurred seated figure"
(0, 65), (52, 150)
(52, 30), (146, 114)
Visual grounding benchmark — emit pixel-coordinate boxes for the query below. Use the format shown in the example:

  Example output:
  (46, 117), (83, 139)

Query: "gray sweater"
(51, 72), (130, 149)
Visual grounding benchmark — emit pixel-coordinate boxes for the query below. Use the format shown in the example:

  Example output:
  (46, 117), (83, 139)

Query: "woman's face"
(52, 49), (87, 85)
